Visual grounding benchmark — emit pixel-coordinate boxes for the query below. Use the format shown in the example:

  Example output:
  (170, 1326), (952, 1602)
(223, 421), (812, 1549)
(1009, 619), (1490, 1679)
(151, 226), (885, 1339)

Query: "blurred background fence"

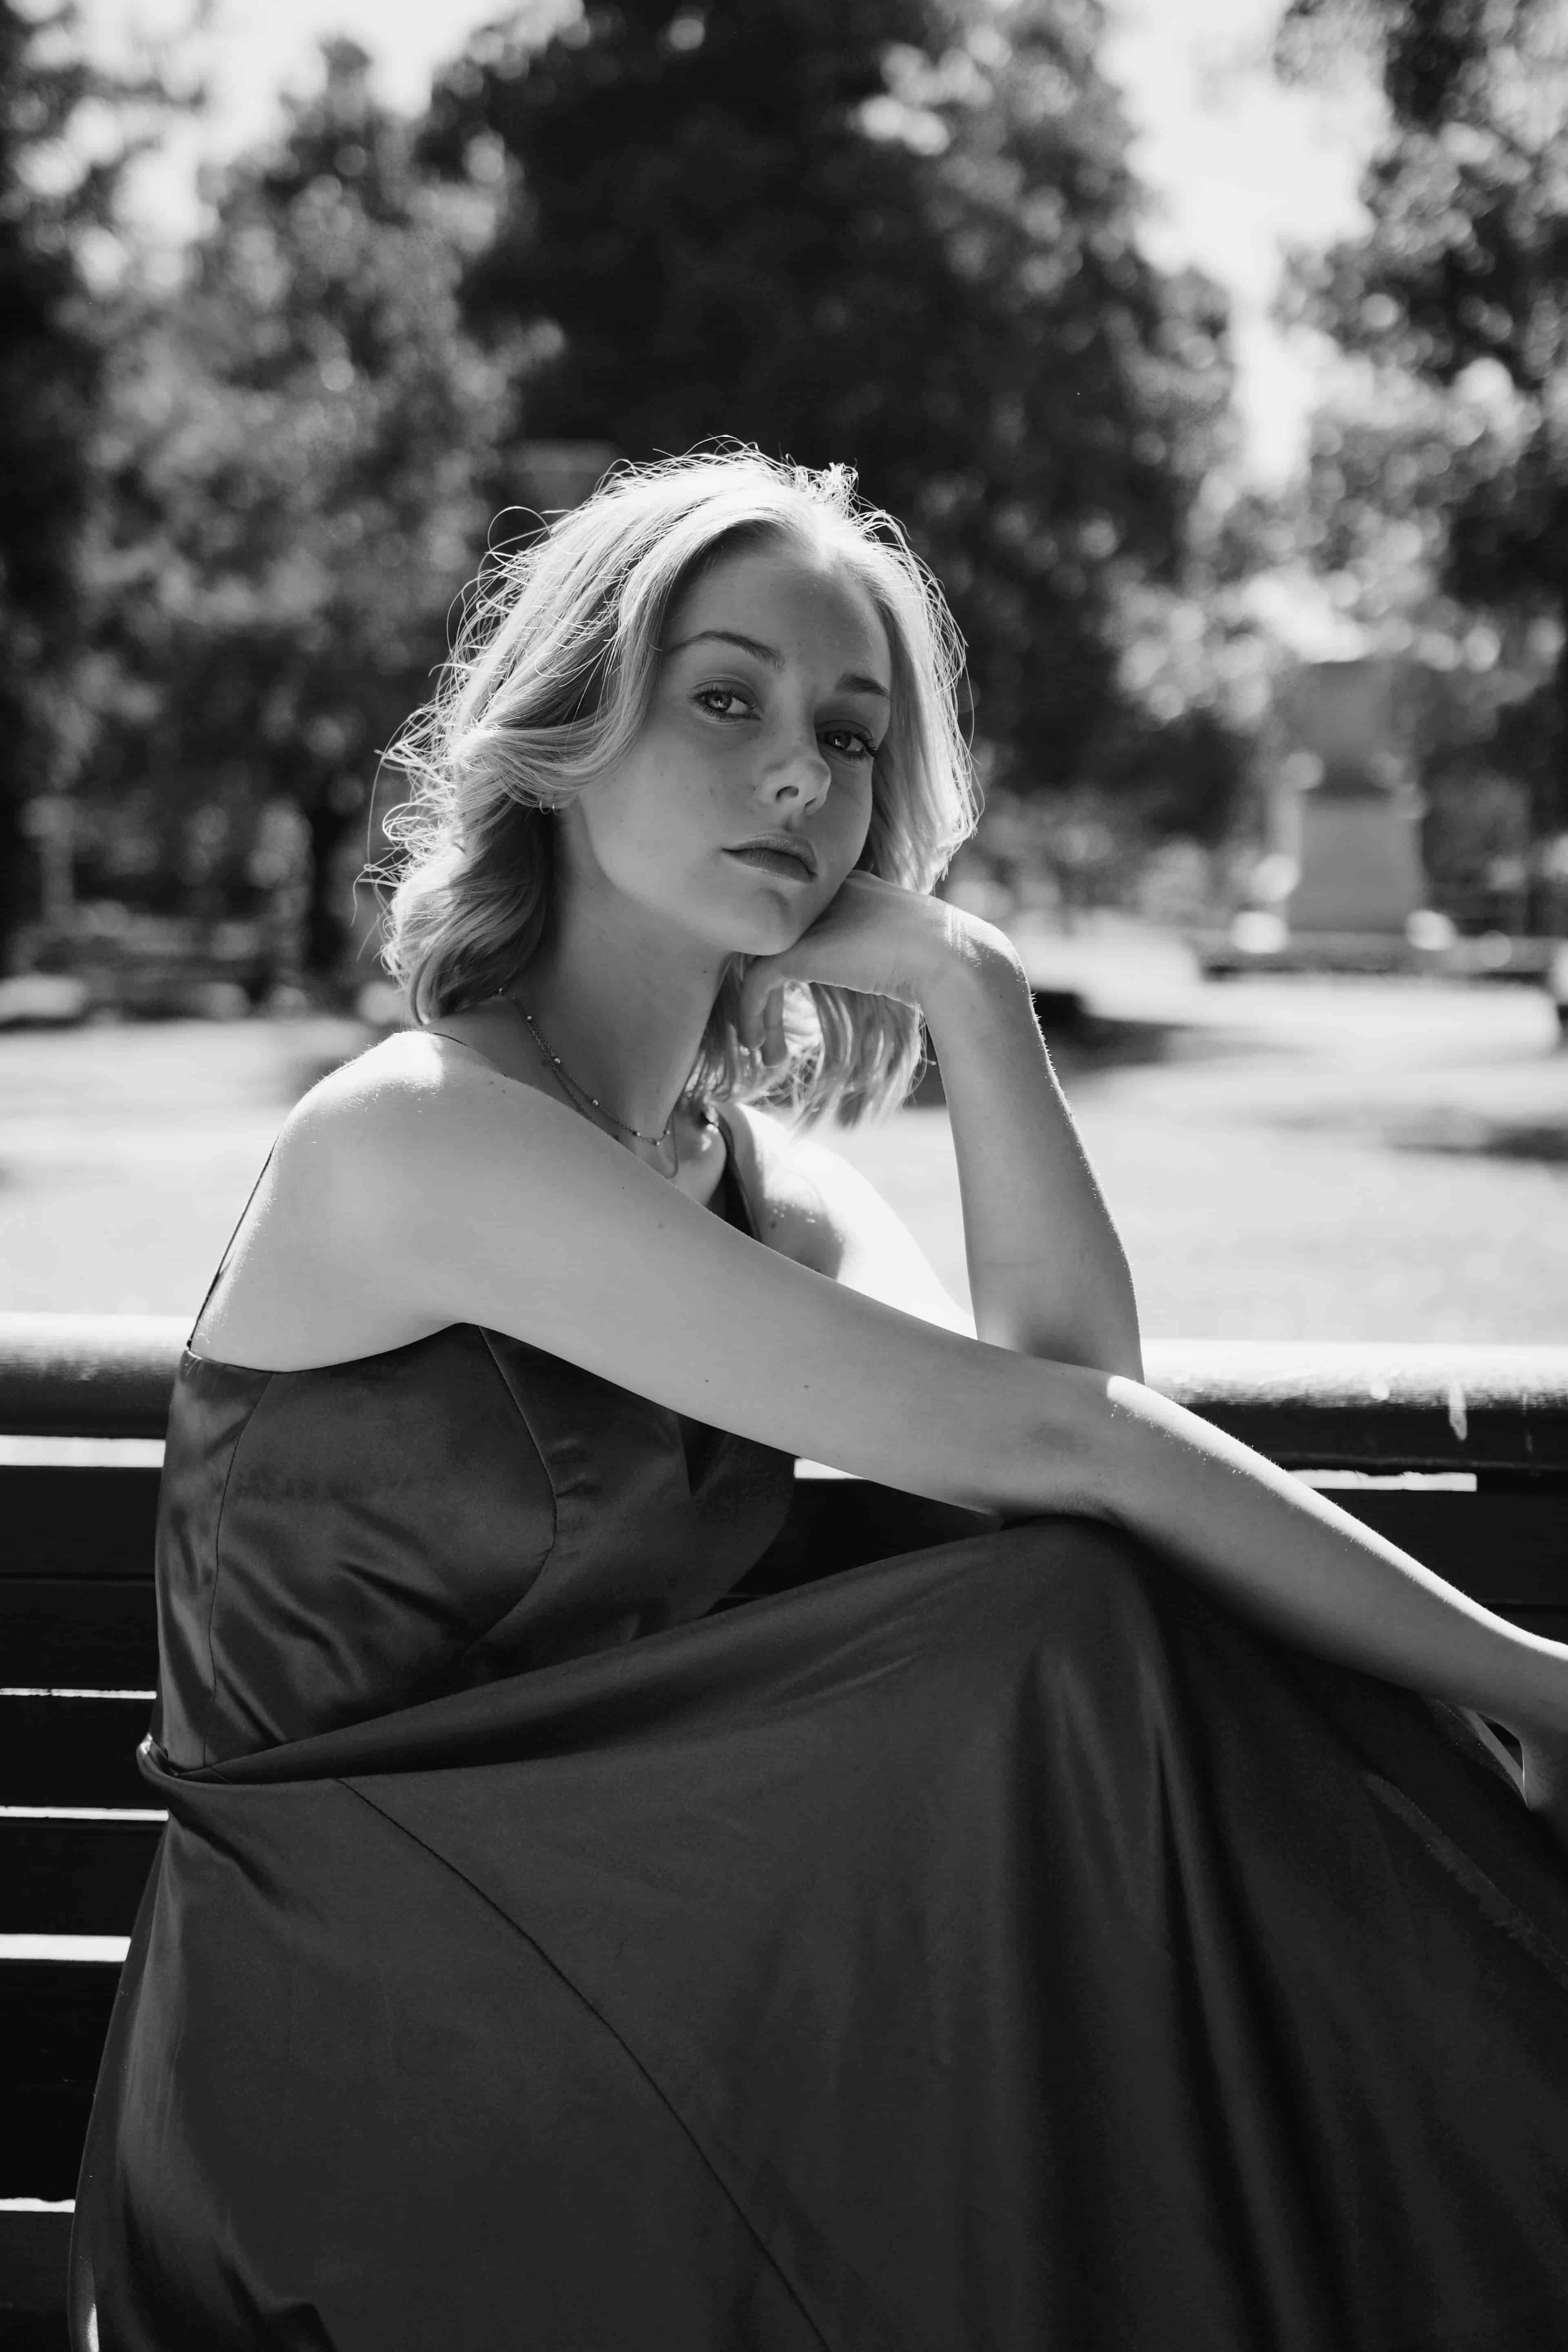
(2, 0), (1566, 1337)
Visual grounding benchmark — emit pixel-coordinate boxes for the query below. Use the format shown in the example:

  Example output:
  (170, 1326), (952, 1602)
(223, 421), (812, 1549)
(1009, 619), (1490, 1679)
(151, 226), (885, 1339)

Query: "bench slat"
(1314, 1491), (1568, 1603)
(0, 1698), (153, 1810)
(0, 2205), (71, 2325)
(0, 1820), (163, 1937)
(0, 1468), (161, 1581)
(0, 1315), (185, 1440)
(0, 2096), (95, 2207)
(0, 1958), (120, 2203)
(0, 1584), (157, 1688)
(1149, 1341), (1568, 1472)
(0, 2093), (92, 2206)
(0, 1955), (120, 2079)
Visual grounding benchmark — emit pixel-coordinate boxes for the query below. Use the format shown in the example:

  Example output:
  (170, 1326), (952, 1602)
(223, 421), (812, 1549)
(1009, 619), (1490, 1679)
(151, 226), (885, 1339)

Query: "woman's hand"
(737, 873), (993, 1062)
(1470, 1688), (1568, 1855)
(744, 872), (1143, 1376)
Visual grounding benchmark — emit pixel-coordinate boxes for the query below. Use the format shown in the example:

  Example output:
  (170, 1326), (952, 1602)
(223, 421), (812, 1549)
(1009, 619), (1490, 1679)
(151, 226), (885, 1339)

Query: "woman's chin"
(709, 902), (817, 960)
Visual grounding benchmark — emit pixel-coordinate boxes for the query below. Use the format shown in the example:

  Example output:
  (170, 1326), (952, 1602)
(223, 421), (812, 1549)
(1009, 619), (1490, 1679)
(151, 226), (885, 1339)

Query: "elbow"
(1085, 1276), (1144, 1384)
(982, 1354), (1121, 1525)
(1063, 1327), (1144, 1384)
(991, 1319), (1143, 1386)
(976, 1276), (1143, 1386)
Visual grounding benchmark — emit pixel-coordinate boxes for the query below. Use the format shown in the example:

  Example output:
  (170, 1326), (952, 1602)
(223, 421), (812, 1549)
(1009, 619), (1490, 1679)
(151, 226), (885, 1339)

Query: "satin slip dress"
(69, 1111), (1568, 2350)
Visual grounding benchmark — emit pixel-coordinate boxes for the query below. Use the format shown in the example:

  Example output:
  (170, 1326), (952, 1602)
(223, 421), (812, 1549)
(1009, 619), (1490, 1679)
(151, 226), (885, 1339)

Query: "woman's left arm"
(741, 882), (1141, 1377)
(919, 925), (1143, 1377)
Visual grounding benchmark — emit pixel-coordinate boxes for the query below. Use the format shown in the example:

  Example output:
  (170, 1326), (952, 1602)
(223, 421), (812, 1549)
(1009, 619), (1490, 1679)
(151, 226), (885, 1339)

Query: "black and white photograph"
(3, 0), (1568, 2343)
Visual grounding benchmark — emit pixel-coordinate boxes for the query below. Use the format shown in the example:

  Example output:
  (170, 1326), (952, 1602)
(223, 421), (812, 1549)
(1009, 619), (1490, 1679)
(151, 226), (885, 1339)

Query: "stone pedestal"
(1270, 658), (1427, 936)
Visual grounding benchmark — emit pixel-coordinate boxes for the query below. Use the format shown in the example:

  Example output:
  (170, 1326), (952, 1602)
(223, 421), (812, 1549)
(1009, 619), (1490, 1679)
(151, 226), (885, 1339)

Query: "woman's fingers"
(735, 875), (944, 1048)
(764, 989), (788, 1066)
(738, 979), (793, 1067)
(738, 960), (791, 1050)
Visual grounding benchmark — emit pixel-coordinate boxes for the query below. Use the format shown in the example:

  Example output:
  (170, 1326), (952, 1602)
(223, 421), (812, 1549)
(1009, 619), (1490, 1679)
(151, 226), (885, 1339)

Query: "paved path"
(1, 970), (1563, 1340)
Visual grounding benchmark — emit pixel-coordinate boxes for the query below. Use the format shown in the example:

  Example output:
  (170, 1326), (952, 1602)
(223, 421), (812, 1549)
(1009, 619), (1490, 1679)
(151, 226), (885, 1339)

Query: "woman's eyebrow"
(665, 628), (891, 699)
(665, 627), (781, 667)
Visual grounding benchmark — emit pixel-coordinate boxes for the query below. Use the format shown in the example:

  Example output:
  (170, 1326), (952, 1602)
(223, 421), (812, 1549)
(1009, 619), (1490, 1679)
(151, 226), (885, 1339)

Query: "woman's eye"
(823, 727), (875, 762)
(694, 688), (753, 720)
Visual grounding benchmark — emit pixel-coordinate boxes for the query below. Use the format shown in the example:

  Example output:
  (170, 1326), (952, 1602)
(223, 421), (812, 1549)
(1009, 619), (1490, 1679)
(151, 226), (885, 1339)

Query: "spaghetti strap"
(186, 1141), (279, 1353)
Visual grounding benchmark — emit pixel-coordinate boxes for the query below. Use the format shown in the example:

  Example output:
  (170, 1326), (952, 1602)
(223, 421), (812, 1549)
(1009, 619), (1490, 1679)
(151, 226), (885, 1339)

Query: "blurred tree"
(0, 0), (167, 972)
(420, 0), (1249, 834)
(1281, 0), (1568, 860)
(82, 40), (515, 984)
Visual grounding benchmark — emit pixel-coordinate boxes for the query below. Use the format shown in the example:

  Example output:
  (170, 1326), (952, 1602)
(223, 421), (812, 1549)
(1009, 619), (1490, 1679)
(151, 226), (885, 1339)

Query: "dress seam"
(338, 1776), (838, 2352)
(477, 1322), (563, 1553)
(200, 1373), (274, 1770)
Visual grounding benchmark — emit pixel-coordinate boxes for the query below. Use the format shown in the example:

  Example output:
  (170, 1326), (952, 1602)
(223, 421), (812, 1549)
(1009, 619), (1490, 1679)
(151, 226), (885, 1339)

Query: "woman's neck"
(517, 896), (728, 1138)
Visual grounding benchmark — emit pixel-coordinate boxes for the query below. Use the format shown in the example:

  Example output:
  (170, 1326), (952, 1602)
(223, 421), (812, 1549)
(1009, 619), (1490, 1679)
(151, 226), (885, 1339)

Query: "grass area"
(832, 975), (1568, 1343)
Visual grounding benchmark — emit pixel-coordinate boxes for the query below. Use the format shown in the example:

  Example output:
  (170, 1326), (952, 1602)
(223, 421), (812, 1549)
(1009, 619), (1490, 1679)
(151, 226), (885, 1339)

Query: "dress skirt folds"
(69, 1158), (1568, 2350)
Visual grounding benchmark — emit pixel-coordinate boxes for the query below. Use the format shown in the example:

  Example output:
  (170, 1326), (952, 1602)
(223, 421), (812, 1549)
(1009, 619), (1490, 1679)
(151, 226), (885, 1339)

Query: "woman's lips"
(723, 845), (816, 882)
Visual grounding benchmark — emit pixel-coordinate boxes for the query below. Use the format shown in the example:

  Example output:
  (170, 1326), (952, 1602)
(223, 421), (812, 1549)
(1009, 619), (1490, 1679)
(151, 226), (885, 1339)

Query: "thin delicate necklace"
(500, 991), (681, 1176)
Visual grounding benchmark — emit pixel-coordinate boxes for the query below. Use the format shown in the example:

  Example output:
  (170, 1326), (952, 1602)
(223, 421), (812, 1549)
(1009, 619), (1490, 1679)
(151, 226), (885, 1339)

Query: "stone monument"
(1268, 657), (1428, 938)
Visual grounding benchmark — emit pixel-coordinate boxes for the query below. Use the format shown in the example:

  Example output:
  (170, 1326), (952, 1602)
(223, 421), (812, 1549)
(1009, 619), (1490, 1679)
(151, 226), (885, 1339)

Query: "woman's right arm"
(321, 1042), (1568, 1801)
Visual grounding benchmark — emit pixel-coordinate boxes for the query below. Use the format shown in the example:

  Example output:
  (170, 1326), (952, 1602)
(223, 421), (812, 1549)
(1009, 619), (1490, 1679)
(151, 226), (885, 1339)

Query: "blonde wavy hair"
(378, 448), (979, 1125)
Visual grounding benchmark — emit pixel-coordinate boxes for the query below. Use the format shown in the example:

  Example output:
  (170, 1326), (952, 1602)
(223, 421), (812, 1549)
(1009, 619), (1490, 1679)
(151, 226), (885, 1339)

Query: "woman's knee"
(956, 1514), (1169, 1657)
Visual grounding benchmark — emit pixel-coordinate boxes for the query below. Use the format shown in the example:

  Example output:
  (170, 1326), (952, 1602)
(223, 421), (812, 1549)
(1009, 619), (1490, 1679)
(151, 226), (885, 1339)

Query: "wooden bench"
(3, 1312), (1566, 2346)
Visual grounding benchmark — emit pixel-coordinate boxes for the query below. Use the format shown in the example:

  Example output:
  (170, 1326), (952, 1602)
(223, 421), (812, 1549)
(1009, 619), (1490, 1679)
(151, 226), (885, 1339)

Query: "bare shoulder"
(288, 1026), (525, 1171)
(188, 1031), (530, 1369)
(724, 1102), (973, 1334)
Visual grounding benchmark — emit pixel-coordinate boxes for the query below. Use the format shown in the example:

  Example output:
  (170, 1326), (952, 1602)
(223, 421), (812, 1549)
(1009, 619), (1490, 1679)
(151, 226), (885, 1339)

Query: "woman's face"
(559, 536), (893, 958)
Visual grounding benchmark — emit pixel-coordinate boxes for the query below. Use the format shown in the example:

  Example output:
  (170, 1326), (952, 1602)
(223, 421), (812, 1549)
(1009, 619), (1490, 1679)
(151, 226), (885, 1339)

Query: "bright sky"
(65, 0), (1385, 485)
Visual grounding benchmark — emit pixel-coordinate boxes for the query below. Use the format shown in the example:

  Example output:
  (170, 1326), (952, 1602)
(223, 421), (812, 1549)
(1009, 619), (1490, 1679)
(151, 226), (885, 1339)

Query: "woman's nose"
(760, 732), (831, 807)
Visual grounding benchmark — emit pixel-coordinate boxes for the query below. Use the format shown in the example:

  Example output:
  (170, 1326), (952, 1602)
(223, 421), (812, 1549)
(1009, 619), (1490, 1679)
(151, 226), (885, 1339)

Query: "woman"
(72, 451), (1568, 2352)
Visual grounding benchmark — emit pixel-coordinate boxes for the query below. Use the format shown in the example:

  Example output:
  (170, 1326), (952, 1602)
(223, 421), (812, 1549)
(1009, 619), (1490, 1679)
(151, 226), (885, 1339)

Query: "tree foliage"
(421, 0), (1245, 829)
(78, 42), (514, 972)
(10, 2), (1261, 988)
(0, 0), (163, 967)
(1283, 0), (1568, 841)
